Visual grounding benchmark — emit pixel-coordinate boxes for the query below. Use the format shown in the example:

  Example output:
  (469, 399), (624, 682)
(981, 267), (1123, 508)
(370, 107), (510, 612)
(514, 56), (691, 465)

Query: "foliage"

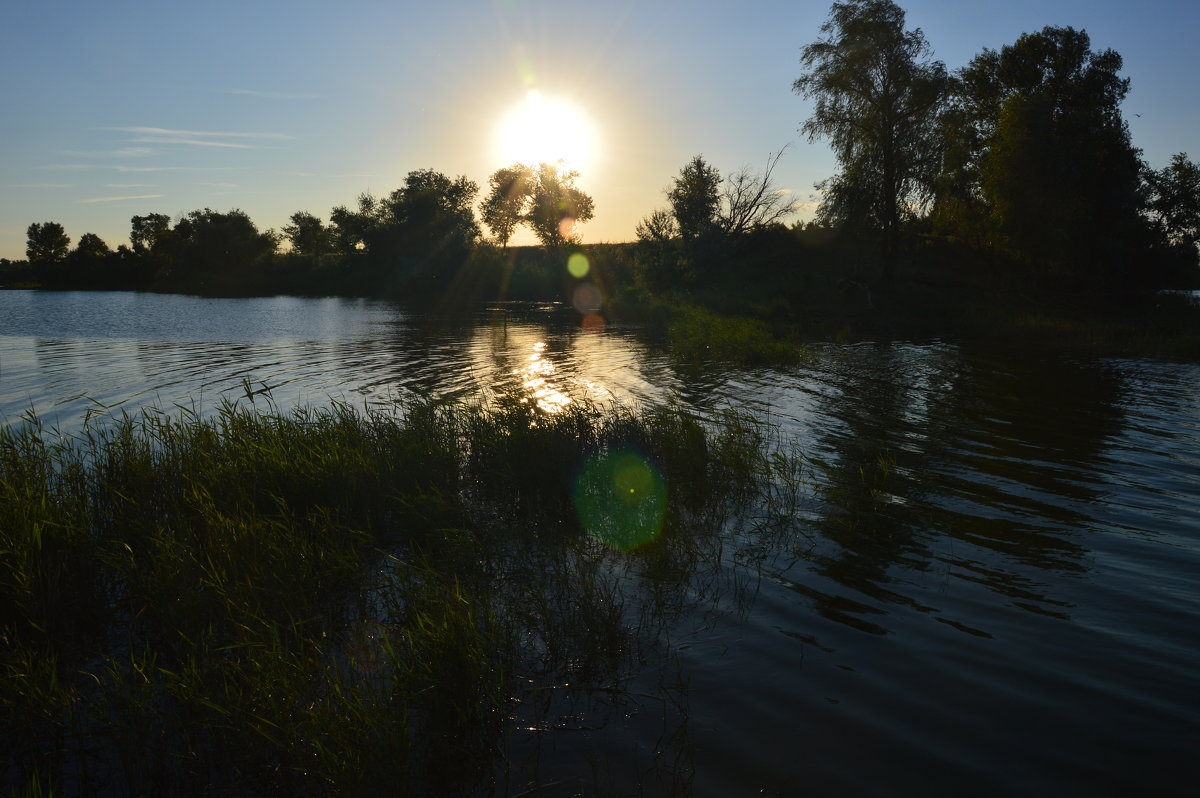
(526, 162), (595, 249)
(794, 0), (947, 280)
(281, 210), (333, 257)
(479, 162), (595, 250)
(668, 155), (722, 242)
(634, 208), (682, 289)
(377, 169), (480, 256)
(24, 222), (70, 264)
(329, 193), (380, 254)
(72, 232), (111, 261)
(171, 208), (280, 277)
(636, 152), (799, 290)
(939, 26), (1146, 285)
(480, 164), (534, 247)
(1144, 153), (1200, 252)
(130, 213), (171, 254)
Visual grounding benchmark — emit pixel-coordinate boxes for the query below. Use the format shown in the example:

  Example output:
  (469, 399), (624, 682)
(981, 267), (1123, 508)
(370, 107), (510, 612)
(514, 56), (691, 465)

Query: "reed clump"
(667, 305), (806, 365)
(0, 394), (803, 795)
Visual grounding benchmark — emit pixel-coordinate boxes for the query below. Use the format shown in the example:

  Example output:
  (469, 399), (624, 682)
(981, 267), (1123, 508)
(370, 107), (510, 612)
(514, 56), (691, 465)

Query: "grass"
(0, 394), (804, 795)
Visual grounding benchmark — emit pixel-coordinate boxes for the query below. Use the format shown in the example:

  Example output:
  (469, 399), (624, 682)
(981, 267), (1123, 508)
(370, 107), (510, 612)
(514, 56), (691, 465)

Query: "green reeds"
(0, 395), (803, 795)
(667, 306), (806, 365)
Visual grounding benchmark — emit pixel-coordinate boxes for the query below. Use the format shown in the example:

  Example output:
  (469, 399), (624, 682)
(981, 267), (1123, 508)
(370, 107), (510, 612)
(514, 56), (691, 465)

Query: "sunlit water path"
(2, 290), (1198, 795)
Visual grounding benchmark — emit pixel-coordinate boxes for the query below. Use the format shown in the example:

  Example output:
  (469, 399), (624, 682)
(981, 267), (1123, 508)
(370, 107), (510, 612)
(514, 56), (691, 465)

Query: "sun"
(495, 90), (597, 172)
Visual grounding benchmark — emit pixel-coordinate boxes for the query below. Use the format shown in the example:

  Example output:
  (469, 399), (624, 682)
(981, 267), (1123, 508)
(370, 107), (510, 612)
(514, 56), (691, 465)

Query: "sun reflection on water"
(518, 341), (572, 413)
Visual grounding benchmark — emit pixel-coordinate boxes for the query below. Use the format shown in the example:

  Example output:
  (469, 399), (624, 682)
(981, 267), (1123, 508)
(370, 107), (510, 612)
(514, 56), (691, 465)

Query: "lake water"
(2, 290), (1198, 795)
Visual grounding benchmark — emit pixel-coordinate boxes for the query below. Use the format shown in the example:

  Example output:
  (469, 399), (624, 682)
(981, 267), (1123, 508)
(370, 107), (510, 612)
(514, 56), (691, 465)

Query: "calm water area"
(2, 289), (1198, 795)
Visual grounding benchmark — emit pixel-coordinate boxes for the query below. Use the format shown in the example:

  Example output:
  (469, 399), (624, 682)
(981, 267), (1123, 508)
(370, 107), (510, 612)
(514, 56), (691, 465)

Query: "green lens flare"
(573, 449), (667, 551)
(567, 252), (590, 278)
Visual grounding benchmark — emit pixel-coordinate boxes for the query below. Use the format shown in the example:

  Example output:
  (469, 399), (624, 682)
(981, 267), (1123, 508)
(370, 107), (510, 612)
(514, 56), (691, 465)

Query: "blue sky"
(2, 0), (1197, 260)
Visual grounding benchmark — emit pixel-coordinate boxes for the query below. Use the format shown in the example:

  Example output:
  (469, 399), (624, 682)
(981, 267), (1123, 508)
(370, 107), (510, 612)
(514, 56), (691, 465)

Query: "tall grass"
(0, 394), (804, 795)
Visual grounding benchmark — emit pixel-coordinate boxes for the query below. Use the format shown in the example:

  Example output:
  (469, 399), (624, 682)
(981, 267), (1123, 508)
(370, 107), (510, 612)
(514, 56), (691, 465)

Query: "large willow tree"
(794, 0), (946, 284)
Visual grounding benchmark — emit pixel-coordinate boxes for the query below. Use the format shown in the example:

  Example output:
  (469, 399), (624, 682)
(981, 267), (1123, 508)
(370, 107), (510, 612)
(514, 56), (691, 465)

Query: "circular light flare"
(496, 90), (597, 172)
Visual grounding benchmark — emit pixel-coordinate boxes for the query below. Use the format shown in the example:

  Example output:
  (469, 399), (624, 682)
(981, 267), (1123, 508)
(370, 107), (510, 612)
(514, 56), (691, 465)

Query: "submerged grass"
(0, 395), (804, 795)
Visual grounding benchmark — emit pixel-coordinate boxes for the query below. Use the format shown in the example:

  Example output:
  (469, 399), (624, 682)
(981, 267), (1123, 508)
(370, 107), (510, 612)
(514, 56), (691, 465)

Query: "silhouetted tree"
(376, 169), (480, 257)
(26, 222), (70, 263)
(130, 213), (171, 254)
(950, 27), (1145, 283)
(717, 149), (801, 236)
(329, 194), (381, 254)
(282, 211), (332, 257)
(481, 164), (534, 247)
(1144, 153), (1200, 252)
(794, 0), (947, 284)
(171, 208), (279, 282)
(634, 208), (682, 289)
(526, 163), (595, 249)
(668, 156), (721, 243)
(72, 232), (111, 261)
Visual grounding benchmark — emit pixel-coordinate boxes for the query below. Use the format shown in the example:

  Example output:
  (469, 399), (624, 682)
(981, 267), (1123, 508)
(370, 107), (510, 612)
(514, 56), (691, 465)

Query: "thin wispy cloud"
(104, 183), (155, 188)
(102, 126), (292, 140)
(217, 89), (320, 100)
(196, 182), (239, 188)
(282, 171), (318, 177)
(129, 137), (255, 149)
(44, 164), (236, 173)
(62, 147), (155, 158)
(78, 194), (165, 204)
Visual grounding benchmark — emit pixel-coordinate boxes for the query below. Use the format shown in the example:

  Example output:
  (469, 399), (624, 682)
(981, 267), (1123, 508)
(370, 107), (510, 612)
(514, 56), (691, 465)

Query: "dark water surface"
(2, 290), (1198, 795)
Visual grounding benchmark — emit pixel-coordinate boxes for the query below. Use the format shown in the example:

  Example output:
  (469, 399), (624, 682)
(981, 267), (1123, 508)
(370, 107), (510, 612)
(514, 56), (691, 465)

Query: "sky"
(2, 0), (1198, 260)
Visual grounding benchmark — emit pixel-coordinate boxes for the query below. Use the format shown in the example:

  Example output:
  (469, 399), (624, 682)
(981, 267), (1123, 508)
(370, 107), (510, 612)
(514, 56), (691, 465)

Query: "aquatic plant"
(0, 394), (804, 795)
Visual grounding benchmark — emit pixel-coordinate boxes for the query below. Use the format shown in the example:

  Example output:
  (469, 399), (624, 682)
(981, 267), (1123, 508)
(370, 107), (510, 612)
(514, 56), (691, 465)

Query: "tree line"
(6, 163), (597, 298)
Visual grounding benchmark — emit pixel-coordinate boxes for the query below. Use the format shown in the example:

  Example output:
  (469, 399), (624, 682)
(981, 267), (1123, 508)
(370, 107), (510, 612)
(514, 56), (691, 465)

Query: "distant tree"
(73, 232), (111, 261)
(130, 213), (171, 254)
(377, 169), (480, 259)
(329, 193), (381, 254)
(634, 208), (682, 289)
(26, 222), (70, 263)
(282, 211), (332, 257)
(717, 149), (801, 236)
(668, 156), (721, 243)
(526, 163), (595, 249)
(172, 208), (279, 276)
(1144, 153), (1200, 252)
(794, 0), (947, 283)
(636, 208), (679, 244)
(481, 164), (534, 248)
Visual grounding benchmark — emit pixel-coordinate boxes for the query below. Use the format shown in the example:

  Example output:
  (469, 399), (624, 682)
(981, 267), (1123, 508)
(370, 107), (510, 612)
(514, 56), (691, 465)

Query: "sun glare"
(496, 90), (596, 172)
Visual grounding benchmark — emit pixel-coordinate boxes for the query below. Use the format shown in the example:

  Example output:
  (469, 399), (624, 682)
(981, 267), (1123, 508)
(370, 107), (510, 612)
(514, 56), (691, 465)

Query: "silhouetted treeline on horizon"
(4, 0), (1198, 313)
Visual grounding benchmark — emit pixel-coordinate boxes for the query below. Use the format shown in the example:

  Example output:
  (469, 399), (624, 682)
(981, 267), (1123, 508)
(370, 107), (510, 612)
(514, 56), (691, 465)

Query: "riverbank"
(7, 236), (1200, 363)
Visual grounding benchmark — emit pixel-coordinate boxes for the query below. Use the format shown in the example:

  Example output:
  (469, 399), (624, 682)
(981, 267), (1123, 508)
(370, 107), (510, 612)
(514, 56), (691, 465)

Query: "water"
(2, 290), (1198, 795)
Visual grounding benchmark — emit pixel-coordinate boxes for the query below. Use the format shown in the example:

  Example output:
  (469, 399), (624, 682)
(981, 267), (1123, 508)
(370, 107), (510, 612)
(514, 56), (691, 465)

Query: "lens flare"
(572, 282), (602, 315)
(567, 252), (590, 278)
(581, 313), (605, 333)
(573, 449), (667, 550)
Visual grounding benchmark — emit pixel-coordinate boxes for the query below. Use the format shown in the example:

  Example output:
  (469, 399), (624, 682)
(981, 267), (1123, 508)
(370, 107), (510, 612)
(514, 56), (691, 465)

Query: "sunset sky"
(2, 0), (1197, 260)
